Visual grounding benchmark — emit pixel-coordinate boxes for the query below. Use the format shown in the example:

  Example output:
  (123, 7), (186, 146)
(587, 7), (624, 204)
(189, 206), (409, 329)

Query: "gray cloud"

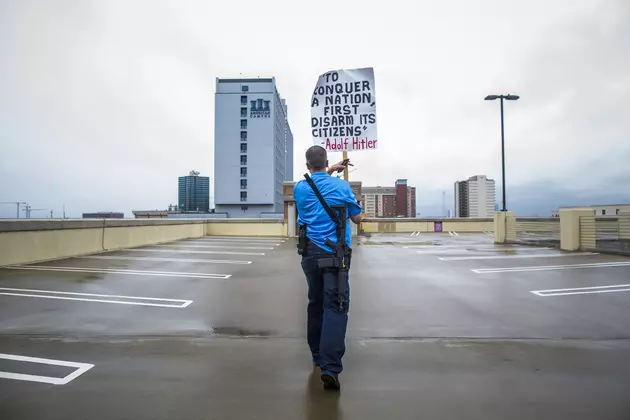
(0, 0), (628, 218)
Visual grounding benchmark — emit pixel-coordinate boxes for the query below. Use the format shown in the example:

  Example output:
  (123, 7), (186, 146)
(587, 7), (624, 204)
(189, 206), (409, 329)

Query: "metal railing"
(508, 217), (560, 246)
(582, 216), (630, 253)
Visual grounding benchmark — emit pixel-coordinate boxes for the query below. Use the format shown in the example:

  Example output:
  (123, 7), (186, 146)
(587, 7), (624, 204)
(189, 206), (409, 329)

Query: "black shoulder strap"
(303, 173), (341, 227)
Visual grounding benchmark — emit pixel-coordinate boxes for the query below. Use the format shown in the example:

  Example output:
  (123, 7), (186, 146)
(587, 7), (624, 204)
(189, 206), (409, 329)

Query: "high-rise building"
(361, 186), (396, 217)
(178, 170), (210, 212)
(395, 179), (416, 217)
(361, 181), (416, 218)
(454, 175), (496, 218)
(214, 77), (294, 217)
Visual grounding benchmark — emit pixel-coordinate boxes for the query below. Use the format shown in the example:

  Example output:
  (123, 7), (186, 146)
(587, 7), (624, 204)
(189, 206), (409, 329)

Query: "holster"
(297, 224), (308, 256)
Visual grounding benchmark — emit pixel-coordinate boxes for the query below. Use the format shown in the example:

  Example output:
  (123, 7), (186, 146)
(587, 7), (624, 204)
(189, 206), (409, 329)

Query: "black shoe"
(321, 373), (340, 390)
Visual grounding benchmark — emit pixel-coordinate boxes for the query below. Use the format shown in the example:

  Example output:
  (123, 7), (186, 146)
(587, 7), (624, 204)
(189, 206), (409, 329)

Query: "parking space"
(1, 233), (629, 419)
(352, 233), (630, 339)
(0, 236), (297, 337)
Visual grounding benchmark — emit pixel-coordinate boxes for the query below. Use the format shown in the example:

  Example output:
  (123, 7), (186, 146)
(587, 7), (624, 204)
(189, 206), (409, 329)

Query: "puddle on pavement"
(210, 326), (274, 337)
(73, 274), (104, 283)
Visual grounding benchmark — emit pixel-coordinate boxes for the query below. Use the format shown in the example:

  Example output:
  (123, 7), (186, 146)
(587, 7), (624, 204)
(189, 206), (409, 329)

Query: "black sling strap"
(303, 173), (342, 228)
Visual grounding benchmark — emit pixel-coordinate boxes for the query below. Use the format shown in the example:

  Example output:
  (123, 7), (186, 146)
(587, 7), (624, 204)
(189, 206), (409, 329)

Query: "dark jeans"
(301, 241), (352, 377)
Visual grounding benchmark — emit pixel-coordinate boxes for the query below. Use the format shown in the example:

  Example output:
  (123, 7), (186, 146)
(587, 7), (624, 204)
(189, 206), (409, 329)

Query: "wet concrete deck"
(1, 233), (629, 419)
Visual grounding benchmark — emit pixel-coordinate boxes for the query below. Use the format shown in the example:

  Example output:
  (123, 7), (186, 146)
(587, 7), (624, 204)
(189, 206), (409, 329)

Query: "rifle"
(303, 174), (350, 311)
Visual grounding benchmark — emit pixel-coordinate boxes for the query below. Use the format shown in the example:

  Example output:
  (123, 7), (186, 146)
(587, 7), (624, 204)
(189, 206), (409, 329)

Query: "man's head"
(305, 146), (328, 173)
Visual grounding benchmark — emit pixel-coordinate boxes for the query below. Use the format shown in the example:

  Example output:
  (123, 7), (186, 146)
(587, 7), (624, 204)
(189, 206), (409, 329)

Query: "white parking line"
(3, 265), (232, 279)
(76, 256), (252, 264)
(155, 244), (274, 250)
(414, 249), (477, 254)
(126, 249), (264, 256)
(405, 244), (498, 249)
(472, 261), (630, 274)
(467, 247), (556, 252)
(414, 248), (551, 255)
(183, 240), (281, 246)
(0, 353), (94, 385)
(449, 232), (454, 236)
(531, 284), (630, 297)
(440, 252), (597, 261)
(409, 246), (552, 252)
(0, 287), (193, 308)
(200, 237), (285, 243)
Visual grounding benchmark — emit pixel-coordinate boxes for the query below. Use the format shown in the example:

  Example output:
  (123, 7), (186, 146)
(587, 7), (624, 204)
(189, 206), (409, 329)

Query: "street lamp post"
(484, 94), (519, 212)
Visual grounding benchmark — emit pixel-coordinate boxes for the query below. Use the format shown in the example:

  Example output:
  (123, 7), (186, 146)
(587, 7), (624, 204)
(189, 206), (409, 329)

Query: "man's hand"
(327, 160), (353, 175)
(350, 214), (363, 225)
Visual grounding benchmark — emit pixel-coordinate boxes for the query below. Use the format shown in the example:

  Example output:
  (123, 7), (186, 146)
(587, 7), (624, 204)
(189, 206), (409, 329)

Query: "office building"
(214, 77), (294, 217)
(178, 170), (210, 212)
(361, 186), (396, 218)
(454, 175), (496, 218)
(395, 179), (416, 217)
(360, 180), (416, 218)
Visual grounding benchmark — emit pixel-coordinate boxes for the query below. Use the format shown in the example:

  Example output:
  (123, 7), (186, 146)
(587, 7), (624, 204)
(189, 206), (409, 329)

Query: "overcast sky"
(1, 0), (628, 218)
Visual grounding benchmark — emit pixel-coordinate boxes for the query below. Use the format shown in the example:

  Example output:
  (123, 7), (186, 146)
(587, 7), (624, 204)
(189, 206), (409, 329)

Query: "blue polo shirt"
(294, 172), (363, 252)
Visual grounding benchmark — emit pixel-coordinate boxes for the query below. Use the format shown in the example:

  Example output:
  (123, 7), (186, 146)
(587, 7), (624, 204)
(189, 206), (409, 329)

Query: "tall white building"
(454, 175), (496, 218)
(214, 78), (294, 217)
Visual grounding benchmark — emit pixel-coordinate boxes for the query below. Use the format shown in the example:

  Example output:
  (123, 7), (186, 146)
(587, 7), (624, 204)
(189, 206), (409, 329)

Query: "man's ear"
(326, 160), (329, 168)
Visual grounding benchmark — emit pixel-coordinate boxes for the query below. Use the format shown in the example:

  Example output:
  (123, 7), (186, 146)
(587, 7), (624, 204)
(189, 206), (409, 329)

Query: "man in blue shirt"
(294, 145), (363, 390)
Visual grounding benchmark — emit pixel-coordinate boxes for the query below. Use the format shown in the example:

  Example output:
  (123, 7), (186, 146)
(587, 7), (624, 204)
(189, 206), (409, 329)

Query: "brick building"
(360, 180), (416, 218)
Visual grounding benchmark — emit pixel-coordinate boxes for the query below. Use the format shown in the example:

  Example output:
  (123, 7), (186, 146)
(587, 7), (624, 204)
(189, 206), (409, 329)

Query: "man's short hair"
(305, 146), (327, 171)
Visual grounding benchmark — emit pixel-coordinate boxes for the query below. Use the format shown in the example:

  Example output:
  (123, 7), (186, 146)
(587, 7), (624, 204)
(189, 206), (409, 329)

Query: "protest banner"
(311, 67), (378, 154)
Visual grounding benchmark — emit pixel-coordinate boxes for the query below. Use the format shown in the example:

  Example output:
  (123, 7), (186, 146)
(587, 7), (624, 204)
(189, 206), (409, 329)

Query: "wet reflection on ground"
(305, 367), (342, 420)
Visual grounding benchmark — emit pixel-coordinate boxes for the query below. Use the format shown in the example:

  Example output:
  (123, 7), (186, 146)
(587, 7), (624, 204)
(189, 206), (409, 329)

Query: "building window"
(241, 108), (247, 118)
(240, 155), (247, 165)
(601, 209), (606, 215)
(240, 191), (247, 202)
(242, 85), (249, 92)
(616, 209), (620, 215)
(241, 119), (247, 129)
(241, 179), (247, 189)
(241, 205), (248, 211)
(240, 131), (247, 140)
(240, 167), (247, 177)
(240, 143), (247, 153)
(241, 95), (247, 105)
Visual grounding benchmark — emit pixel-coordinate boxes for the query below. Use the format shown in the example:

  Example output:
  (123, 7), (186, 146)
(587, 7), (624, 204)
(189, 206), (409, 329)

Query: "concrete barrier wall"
(361, 218), (494, 233)
(0, 218), (288, 267)
(204, 219), (287, 237)
(103, 224), (205, 249)
(0, 219), (207, 267)
(0, 227), (105, 267)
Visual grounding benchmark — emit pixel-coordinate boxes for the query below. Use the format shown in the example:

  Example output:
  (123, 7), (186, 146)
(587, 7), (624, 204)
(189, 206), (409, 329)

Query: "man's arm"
(344, 184), (363, 225)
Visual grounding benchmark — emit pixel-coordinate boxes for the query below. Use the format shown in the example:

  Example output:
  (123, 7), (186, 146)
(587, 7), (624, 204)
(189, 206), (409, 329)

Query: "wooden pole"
(342, 151), (349, 181)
